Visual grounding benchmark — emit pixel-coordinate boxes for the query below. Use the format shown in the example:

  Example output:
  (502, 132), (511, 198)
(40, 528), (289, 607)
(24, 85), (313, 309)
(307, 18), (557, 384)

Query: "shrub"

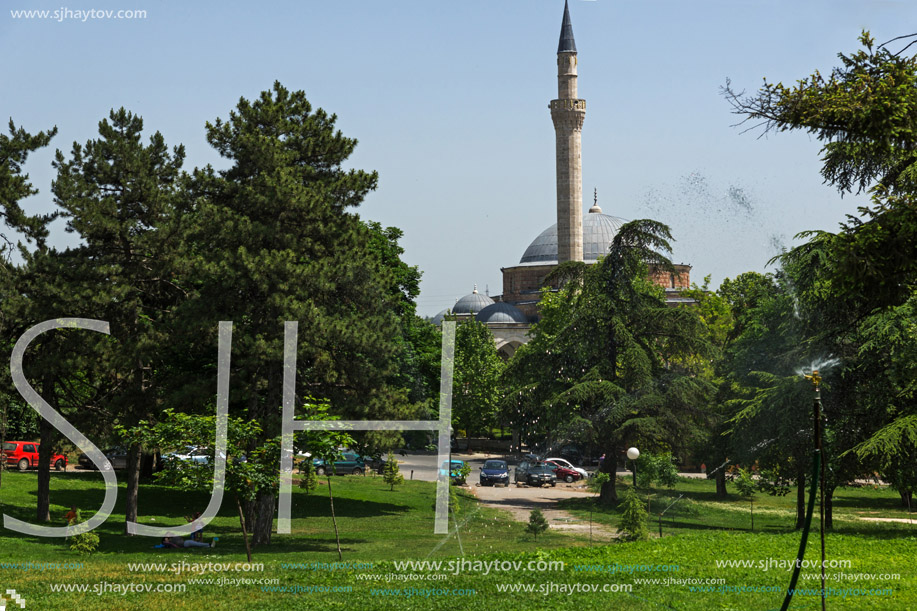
(67, 511), (99, 555)
(618, 488), (648, 541)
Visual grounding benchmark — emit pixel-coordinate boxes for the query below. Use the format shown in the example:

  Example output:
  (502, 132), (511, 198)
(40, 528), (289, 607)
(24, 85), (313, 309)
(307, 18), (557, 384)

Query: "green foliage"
(66, 510), (100, 556)
(725, 31), (917, 195)
(617, 487), (648, 541)
(0, 119), (58, 244)
(453, 319), (505, 436)
(724, 33), (917, 473)
(526, 508), (549, 540)
(381, 451), (404, 491)
(755, 467), (792, 497)
(733, 467), (757, 498)
(587, 471), (610, 495)
(297, 459), (318, 494)
(635, 452), (679, 489)
(503, 220), (715, 506)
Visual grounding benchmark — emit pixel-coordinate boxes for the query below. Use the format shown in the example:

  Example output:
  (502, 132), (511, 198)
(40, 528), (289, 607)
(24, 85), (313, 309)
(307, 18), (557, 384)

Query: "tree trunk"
(795, 467), (806, 530)
(715, 470), (727, 499)
(243, 496), (256, 536)
(140, 451), (156, 480)
(598, 442), (618, 506)
(124, 442), (142, 534)
(36, 418), (52, 522)
(900, 490), (913, 511)
(251, 490), (274, 546)
(235, 496), (252, 563)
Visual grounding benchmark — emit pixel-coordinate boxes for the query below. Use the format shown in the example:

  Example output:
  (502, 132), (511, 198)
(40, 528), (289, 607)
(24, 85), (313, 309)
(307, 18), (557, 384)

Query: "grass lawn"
(0, 471), (914, 609)
(558, 476), (917, 537)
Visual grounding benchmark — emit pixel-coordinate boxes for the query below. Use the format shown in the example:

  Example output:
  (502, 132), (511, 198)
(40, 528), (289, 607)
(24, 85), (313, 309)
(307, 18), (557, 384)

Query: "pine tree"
(51, 107), (187, 533)
(381, 451), (404, 491)
(526, 508), (549, 540)
(178, 82), (419, 546)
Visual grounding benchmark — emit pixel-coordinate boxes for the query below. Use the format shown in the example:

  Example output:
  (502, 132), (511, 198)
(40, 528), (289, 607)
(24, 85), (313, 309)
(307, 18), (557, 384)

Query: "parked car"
(161, 446), (213, 468)
(550, 464), (583, 483)
(440, 459), (468, 484)
(479, 460), (509, 486)
(514, 460), (557, 487)
(545, 457), (588, 479)
(77, 447), (129, 470)
(557, 446), (584, 466)
(313, 451), (365, 476)
(2, 441), (68, 471)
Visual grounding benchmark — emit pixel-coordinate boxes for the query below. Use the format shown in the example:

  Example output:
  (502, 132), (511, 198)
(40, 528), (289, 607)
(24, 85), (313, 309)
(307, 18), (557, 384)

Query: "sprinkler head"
(803, 369), (822, 389)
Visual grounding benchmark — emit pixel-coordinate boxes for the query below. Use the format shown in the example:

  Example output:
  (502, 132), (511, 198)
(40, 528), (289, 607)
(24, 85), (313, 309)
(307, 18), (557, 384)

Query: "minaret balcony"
(549, 99), (586, 111)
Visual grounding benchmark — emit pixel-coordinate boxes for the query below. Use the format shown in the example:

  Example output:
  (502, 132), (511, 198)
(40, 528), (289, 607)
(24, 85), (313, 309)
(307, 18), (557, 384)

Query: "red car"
(546, 461), (582, 483)
(2, 441), (68, 471)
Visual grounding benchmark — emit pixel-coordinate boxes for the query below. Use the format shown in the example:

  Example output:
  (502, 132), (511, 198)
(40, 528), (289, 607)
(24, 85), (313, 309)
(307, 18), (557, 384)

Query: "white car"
(545, 457), (588, 479)
(163, 446), (212, 466)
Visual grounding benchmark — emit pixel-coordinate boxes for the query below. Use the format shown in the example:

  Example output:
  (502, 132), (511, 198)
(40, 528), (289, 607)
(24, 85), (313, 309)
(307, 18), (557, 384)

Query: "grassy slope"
(0, 471), (913, 610)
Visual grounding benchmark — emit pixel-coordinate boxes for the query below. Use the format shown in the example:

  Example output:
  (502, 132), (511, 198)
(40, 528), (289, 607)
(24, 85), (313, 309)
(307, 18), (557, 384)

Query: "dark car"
(313, 451), (365, 476)
(514, 460), (557, 487)
(78, 447), (129, 470)
(2, 441), (68, 471)
(479, 460), (509, 487)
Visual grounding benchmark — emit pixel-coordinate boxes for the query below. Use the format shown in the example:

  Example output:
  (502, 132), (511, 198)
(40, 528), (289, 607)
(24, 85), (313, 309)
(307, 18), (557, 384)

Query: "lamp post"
(627, 447), (640, 489)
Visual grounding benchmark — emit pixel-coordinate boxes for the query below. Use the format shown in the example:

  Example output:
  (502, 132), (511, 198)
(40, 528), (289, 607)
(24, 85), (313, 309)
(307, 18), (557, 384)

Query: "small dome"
(476, 302), (528, 324)
(453, 285), (495, 314)
(431, 309), (450, 326)
(520, 210), (628, 264)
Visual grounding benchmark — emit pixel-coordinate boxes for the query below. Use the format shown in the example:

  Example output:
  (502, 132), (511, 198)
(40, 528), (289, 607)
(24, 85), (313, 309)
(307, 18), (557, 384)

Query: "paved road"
(471, 478), (616, 539)
(389, 451), (707, 483)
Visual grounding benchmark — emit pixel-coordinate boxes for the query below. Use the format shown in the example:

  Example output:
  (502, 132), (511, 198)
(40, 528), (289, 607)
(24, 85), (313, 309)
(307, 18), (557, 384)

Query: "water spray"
(780, 369), (827, 611)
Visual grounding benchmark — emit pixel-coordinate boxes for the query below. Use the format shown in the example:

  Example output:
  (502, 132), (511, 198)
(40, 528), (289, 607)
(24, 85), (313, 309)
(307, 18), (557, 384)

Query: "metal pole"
(816, 384), (826, 611)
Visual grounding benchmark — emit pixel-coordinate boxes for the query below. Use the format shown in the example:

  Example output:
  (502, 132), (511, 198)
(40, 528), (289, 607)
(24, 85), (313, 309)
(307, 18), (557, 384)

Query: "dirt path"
(471, 482), (619, 541)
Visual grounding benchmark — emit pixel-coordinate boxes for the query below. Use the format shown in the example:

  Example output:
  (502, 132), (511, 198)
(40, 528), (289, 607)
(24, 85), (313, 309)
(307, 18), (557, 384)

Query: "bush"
(526, 509), (549, 540)
(67, 511), (99, 555)
(617, 488), (648, 541)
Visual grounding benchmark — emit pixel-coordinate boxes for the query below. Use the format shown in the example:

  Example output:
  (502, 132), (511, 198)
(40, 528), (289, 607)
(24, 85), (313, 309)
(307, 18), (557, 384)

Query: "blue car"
(479, 460), (509, 487)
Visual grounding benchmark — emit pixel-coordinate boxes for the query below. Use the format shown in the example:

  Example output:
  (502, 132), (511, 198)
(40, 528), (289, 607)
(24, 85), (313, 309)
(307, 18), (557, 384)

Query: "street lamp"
(627, 447), (640, 488)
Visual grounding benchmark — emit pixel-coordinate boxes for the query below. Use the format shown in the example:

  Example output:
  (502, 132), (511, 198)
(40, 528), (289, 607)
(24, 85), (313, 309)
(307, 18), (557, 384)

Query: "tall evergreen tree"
(178, 82), (419, 545)
(50, 108), (187, 532)
(504, 220), (713, 505)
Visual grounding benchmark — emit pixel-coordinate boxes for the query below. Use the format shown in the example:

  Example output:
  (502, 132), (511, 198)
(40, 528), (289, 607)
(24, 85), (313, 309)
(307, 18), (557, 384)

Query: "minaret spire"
(558, 0), (577, 53)
(551, 0), (586, 263)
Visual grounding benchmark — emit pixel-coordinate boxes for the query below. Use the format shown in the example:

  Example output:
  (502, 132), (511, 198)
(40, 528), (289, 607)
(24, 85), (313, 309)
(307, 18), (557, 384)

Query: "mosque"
(433, 2), (692, 358)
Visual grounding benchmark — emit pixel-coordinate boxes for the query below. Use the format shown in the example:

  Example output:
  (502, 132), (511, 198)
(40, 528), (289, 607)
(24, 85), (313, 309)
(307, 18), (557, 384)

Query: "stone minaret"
(550, 0), (586, 263)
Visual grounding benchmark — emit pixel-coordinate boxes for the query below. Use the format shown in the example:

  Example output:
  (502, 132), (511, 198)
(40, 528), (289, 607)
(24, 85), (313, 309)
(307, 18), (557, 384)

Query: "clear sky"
(1, 0), (910, 316)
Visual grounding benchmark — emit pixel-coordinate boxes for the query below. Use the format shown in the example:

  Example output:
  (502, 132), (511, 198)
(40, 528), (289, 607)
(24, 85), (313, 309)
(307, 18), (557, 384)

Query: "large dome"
(519, 208), (628, 264)
(452, 286), (495, 314)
